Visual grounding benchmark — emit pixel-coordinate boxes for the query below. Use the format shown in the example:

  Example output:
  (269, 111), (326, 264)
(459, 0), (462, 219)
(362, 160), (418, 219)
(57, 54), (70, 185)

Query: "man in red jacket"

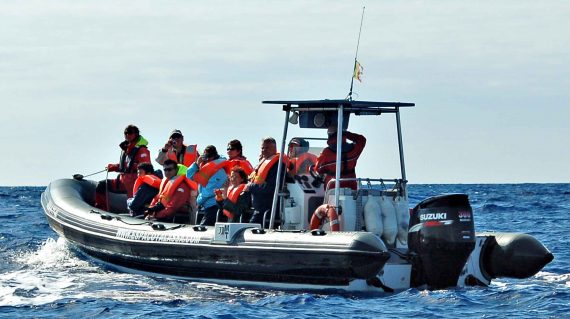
(314, 128), (366, 190)
(145, 159), (193, 222)
(94, 125), (151, 211)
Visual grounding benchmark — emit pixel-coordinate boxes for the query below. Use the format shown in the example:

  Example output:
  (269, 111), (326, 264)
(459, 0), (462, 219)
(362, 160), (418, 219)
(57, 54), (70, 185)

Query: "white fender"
(379, 195), (398, 246)
(364, 194), (383, 237)
(394, 195), (410, 246)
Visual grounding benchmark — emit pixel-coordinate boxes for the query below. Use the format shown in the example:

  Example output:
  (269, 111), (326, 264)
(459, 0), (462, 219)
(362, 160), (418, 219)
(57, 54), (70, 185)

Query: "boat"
(41, 99), (553, 292)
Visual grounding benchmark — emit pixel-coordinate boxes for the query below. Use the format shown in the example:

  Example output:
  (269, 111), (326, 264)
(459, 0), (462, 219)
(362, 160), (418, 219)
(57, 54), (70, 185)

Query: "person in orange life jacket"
(144, 159), (192, 222)
(314, 127), (366, 190)
(156, 129), (200, 170)
(186, 145), (228, 226)
(287, 137), (317, 176)
(95, 124), (151, 211)
(223, 139), (254, 176)
(127, 162), (162, 217)
(216, 166), (251, 223)
(244, 137), (286, 225)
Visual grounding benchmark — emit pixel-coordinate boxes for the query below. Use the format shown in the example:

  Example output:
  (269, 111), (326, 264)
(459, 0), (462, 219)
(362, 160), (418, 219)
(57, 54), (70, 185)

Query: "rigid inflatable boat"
(41, 99), (553, 292)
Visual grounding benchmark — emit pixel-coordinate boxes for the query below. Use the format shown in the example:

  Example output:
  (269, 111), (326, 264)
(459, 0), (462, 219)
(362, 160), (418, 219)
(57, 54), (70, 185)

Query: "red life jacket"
(156, 175), (195, 204)
(289, 152), (317, 175)
(132, 174), (161, 196)
(222, 183), (247, 220)
(221, 158), (254, 176)
(251, 153), (288, 184)
(168, 144), (198, 167)
(192, 160), (225, 187)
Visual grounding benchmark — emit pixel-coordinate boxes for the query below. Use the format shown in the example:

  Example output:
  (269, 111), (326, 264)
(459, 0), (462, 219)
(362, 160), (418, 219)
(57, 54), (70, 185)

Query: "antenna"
(347, 6), (365, 101)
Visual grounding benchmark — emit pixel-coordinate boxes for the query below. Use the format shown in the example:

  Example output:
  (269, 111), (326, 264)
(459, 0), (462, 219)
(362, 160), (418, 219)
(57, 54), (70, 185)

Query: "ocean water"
(0, 184), (568, 318)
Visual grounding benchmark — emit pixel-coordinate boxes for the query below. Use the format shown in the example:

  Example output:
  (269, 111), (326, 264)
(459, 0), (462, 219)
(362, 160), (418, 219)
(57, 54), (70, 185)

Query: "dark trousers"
(200, 205), (219, 226)
(95, 178), (126, 211)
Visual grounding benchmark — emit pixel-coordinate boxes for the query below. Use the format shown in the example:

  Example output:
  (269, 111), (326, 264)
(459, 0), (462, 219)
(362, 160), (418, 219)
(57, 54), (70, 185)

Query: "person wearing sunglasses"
(221, 139), (253, 176)
(145, 159), (194, 222)
(156, 129), (199, 173)
(94, 124), (151, 211)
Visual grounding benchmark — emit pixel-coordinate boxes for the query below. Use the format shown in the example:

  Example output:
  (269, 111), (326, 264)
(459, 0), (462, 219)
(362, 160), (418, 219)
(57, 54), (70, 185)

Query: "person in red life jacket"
(144, 159), (193, 222)
(156, 129), (200, 173)
(245, 137), (287, 225)
(127, 162), (162, 217)
(223, 139), (254, 176)
(314, 127), (366, 190)
(95, 124), (151, 211)
(216, 166), (251, 222)
(186, 145), (228, 226)
(287, 137), (317, 176)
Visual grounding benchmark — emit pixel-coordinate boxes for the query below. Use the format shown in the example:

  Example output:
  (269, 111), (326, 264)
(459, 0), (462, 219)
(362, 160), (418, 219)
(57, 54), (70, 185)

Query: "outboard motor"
(408, 194), (475, 289)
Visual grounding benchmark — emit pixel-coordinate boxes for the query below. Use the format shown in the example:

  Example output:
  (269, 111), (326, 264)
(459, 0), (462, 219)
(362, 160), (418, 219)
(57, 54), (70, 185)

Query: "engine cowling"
(408, 193), (475, 289)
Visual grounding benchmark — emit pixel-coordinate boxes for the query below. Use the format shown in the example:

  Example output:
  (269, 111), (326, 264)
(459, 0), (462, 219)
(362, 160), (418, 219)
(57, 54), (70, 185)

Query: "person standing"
(156, 129), (199, 174)
(95, 124), (151, 211)
(314, 128), (366, 190)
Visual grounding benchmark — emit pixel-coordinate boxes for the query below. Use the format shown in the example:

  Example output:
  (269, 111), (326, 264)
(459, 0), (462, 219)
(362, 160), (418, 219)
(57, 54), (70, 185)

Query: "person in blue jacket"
(186, 145), (228, 226)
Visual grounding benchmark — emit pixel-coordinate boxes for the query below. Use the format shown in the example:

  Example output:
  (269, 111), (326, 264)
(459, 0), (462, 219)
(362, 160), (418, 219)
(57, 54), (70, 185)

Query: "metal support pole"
(395, 107), (407, 181)
(269, 107), (290, 229)
(334, 104), (344, 209)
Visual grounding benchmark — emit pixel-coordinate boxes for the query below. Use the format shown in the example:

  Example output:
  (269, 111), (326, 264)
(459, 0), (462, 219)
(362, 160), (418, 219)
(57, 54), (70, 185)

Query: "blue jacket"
(187, 158), (228, 209)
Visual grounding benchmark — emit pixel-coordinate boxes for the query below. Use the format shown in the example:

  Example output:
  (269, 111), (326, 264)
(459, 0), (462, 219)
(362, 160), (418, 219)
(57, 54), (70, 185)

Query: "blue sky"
(1, 1), (568, 186)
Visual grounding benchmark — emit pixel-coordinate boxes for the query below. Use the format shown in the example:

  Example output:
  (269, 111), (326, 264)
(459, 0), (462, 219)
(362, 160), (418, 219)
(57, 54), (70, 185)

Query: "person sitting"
(245, 137), (287, 225)
(186, 145), (228, 226)
(127, 163), (162, 217)
(156, 129), (199, 175)
(217, 166), (251, 223)
(144, 159), (194, 222)
(287, 137), (317, 176)
(314, 128), (366, 190)
(222, 139), (254, 175)
(95, 124), (151, 211)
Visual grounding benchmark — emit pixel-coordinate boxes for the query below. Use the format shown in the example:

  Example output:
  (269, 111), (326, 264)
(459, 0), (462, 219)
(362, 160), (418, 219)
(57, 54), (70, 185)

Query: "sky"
(1, 0), (569, 186)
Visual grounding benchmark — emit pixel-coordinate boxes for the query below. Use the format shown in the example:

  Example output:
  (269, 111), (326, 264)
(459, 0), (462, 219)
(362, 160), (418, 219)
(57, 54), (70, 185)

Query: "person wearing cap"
(186, 145), (228, 226)
(156, 129), (200, 173)
(95, 124), (151, 211)
(314, 127), (366, 190)
(287, 137), (317, 176)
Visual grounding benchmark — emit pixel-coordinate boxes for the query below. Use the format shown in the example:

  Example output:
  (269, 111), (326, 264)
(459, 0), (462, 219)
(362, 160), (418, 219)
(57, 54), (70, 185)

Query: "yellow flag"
(353, 61), (364, 82)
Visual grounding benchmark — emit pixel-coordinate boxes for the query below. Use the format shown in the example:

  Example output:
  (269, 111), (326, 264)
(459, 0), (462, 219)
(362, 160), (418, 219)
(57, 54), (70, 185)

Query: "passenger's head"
(288, 138), (309, 157)
(124, 124), (140, 142)
(137, 162), (154, 176)
(169, 129), (184, 146)
(326, 127), (347, 146)
(202, 145), (220, 162)
(227, 139), (243, 159)
(230, 166), (248, 186)
(163, 159), (178, 179)
(260, 137), (277, 159)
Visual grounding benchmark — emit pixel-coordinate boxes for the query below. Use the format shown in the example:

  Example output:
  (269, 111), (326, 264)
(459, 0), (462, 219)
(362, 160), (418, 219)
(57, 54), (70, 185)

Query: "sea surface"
(0, 184), (568, 318)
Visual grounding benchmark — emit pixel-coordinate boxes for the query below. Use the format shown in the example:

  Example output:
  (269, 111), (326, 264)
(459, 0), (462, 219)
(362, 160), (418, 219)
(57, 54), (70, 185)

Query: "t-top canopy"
(263, 99), (414, 115)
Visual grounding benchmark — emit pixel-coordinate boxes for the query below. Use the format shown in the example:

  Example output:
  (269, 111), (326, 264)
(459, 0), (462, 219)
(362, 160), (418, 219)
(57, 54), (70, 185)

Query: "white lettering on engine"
(419, 212), (447, 221)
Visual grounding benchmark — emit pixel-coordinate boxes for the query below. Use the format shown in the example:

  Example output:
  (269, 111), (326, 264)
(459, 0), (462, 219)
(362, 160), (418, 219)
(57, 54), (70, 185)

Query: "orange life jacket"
(168, 144), (198, 167)
(221, 159), (254, 176)
(132, 174), (161, 196)
(192, 160), (225, 187)
(222, 183), (247, 220)
(251, 153), (288, 184)
(157, 175), (195, 203)
(289, 152), (317, 175)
